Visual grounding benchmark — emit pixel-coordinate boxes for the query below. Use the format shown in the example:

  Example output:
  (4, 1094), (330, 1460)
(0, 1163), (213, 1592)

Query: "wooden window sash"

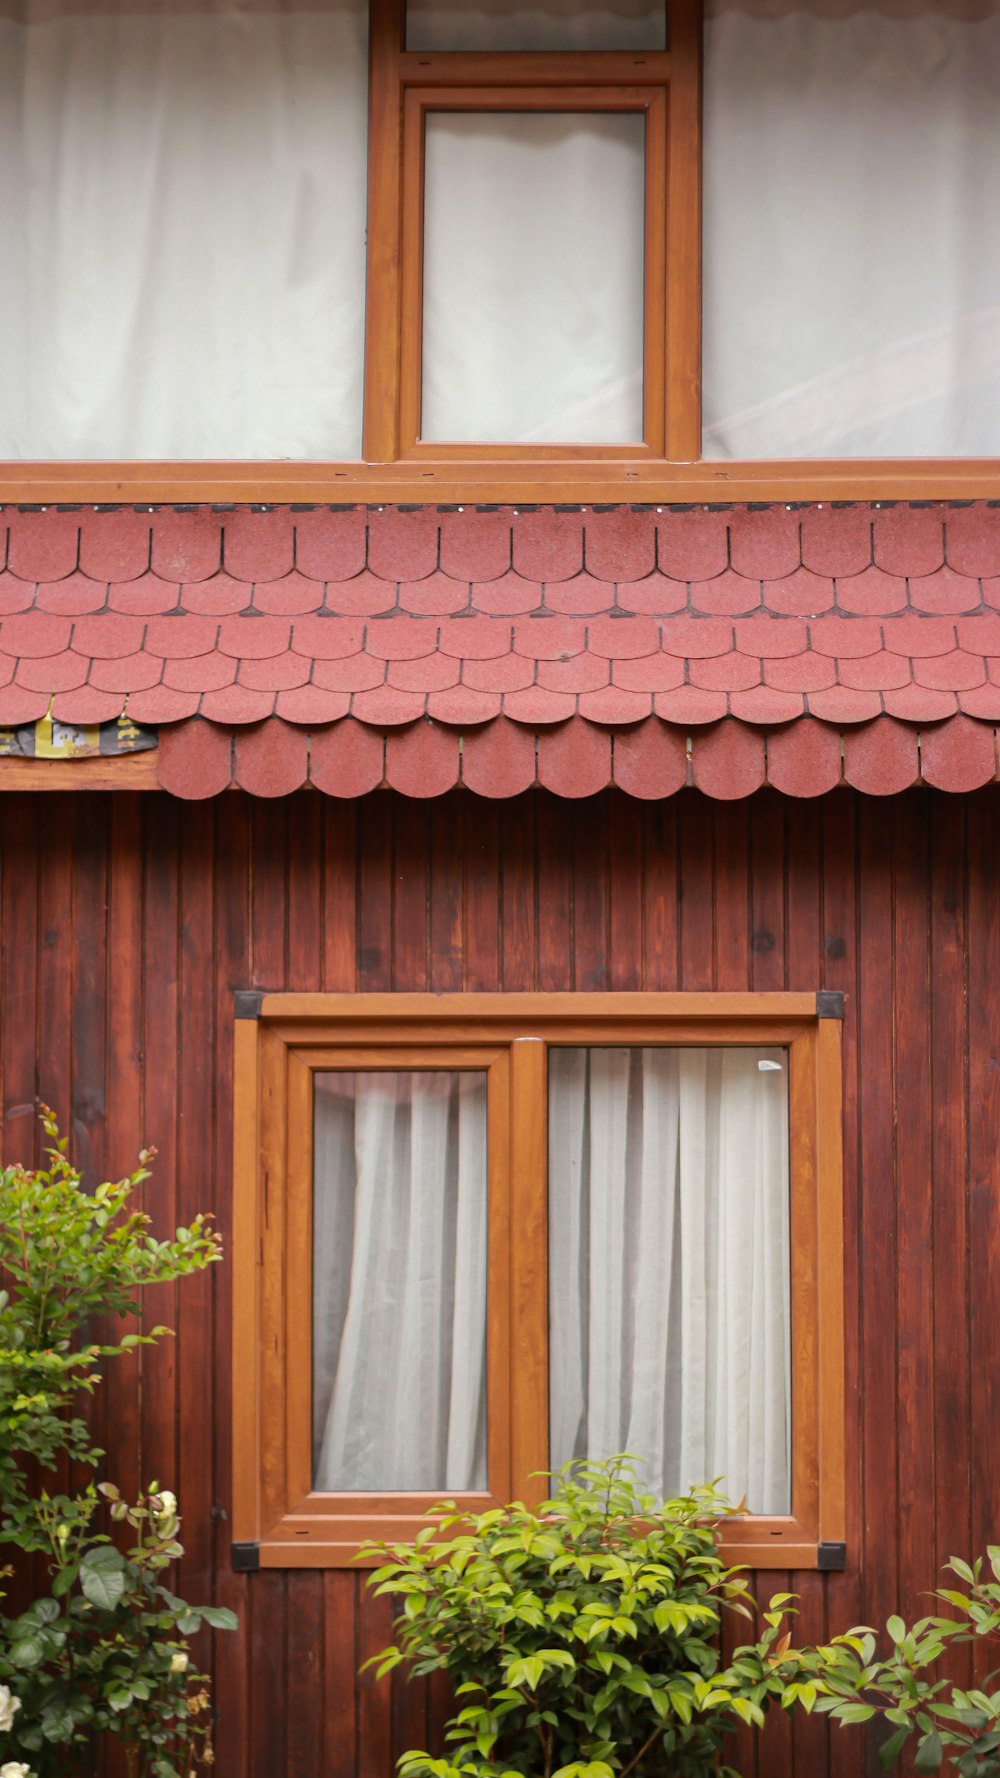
(233, 991), (845, 1571)
(254, 1040), (513, 1561)
(394, 82), (668, 458)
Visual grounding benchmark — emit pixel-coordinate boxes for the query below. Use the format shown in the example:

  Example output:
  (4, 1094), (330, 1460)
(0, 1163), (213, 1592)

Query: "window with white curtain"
(548, 1047), (791, 1515)
(310, 1044), (791, 1514)
(240, 995), (842, 1567)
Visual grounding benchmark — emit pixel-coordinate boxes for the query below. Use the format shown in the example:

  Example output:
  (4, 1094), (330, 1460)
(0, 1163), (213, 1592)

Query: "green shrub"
(810, 1551), (1000, 1775)
(360, 1458), (814, 1778)
(0, 1112), (234, 1778)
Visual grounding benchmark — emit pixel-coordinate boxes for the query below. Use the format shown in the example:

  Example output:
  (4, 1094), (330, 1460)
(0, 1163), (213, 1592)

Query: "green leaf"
(41, 1705), (76, 1741)
(914, 1732), (944, 1774)
(9, 1635), (45, 1667)
(80, 1543), (127, 1609)
(833, 1703), (877, 1725)
(887, 1616), (907, 1644)
(878, 1728), (910, 1768)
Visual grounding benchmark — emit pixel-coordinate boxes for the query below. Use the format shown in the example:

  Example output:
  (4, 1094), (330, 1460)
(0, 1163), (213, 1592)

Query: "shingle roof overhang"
(3, 498), (1000, 799)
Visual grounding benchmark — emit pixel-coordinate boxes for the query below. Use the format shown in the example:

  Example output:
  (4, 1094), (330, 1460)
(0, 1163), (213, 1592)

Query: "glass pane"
(312, 1069), (488, 1493)
(702, 0), (1000, 457)
(548, 1047), (790, 1515)
(0, 0), (367, 459)
(421, 111), (645, 443)
(408, 0), (666, 52)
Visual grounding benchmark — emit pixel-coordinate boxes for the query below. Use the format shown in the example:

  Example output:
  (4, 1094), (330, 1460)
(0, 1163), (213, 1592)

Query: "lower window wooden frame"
(232, 991), (845, 1570)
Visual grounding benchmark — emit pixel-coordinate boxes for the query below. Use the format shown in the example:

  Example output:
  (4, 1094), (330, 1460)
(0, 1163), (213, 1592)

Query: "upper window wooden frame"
(5, 0), (998, 501)
(231, 990), (846, 1573)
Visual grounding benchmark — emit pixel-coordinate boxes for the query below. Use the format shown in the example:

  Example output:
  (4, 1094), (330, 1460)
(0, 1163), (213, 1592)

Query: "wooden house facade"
(1, 499), (1000, 1778)
(3, 0), (1000, 1772)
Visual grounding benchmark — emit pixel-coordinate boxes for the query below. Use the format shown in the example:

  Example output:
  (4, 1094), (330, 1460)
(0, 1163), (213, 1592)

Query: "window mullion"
(664, 0), (703, 460)
(363, 0), (407, 460)
(509, 1035), (550, 1506)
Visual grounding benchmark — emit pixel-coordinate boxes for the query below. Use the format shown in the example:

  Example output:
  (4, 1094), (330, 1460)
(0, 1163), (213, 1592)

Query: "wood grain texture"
(0, 785), (991, 1778)
(4, 459), (1000, 504)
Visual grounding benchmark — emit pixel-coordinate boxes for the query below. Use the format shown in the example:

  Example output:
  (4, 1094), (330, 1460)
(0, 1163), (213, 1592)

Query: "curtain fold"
(312, 1070), (488, 1495)
(548, 1047), (790, 1515)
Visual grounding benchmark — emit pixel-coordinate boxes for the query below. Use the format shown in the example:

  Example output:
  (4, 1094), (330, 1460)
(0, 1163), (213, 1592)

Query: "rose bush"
(0, 1113), (235, 1778)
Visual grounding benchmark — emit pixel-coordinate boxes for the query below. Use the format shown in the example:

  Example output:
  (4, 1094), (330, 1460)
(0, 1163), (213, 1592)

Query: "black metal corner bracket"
(815, 990), (845, 1020)
(231, 1541), (260, 1573)
(234, 990), (264, 1021)
(817, 1541), (847, 1572)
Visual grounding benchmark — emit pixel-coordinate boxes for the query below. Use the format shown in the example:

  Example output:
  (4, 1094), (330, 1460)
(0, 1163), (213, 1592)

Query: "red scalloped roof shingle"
(3, 500), (1000, 799)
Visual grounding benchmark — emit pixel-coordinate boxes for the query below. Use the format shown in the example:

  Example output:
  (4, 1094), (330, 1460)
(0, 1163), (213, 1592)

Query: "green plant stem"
(618, 1720), (667, 1778)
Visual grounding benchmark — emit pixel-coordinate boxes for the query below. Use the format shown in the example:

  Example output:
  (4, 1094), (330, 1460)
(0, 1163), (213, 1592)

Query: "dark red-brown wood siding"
(1, 786), (998, 1778)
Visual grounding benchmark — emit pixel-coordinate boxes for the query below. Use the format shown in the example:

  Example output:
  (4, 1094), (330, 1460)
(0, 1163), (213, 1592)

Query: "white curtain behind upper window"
(702, 0), (1000, 457)
(422, 111), (646, 443)
(0, 0), (367, 459)
(407, 0), (666, 51)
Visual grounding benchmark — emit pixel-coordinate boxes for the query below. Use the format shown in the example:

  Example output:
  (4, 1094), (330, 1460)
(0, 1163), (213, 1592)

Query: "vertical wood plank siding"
(0, 785), (995, 1778)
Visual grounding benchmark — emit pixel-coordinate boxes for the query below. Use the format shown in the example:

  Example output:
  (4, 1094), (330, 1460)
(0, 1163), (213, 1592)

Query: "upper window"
(232, 993), (845, 1570)
(4, 0), (995, 488)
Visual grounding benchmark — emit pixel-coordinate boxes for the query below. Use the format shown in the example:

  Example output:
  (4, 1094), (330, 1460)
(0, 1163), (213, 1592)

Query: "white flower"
(169, 1652), (189, 1674)
(0, 1686), (21, 1733)
(0, 1762), (32, 1778)
(153, 1490), (177, 1519)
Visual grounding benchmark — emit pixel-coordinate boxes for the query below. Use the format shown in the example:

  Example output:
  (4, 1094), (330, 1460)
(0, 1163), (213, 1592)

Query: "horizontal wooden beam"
(0, 753), (161, 791)
(257, 989), (821, 1021)
(2, 458), (999, 504)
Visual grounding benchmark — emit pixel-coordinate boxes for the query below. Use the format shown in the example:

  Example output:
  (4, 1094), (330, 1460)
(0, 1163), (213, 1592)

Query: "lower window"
(232, 994), (844, 1569)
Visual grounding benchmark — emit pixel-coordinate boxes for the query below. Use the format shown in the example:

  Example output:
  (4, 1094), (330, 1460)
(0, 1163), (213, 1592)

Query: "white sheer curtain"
(703, 0), (1000, 456)
(312, 1070), (488, 1494)
(407, 0), (666, 52)
(421, 111), (645, 443)
(548, 1047), (790, 1515)
(0, 0), (368, 459)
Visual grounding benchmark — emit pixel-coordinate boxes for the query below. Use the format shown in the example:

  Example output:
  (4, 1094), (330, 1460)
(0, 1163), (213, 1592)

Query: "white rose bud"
(0, 1686), (22, 1733)
(153, 1490), (177, 1519)
(169, 1651), (189, 1674)
(0, 1762), (32, 1778)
